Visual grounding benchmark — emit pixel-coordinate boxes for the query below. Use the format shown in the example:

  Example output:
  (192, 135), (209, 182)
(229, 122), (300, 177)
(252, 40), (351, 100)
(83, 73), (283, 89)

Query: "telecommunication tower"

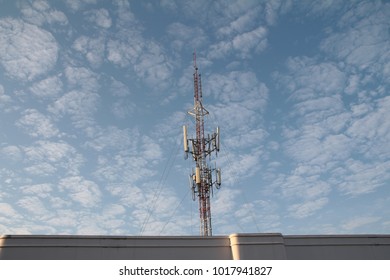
(183, 52), (221, 236)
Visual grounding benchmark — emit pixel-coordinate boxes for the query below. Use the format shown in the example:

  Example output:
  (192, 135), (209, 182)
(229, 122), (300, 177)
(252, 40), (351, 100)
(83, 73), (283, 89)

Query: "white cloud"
(24, 162), (57, 176)
(20, 183), (53, 198)
(293, 96), (344, 118)
(209, 103), (257, 133)
(135, 48), (174, 89)
(225, 128), (268, 149)
(165, 0), (212, 23)
(206, 71), (268, 108)
(278, 86), (390, 198)
(344, 74), (360, 95)
(109, 78), (131, 97)
(46, 209), (76, 228)
(0, 84), (5, 95)
(17, 109), (60, 138)
(105, 2), (176, 89)
(211, 187), (268, 234)
(289, 197), (328, 219)
(48, 90), (99, 129)
(208, 26), (268, 59)
(221, 149), (263, 186)
(213, 187), (239, 217)
(0, 167), (29, 190)
(350, 103), (372, 118)
(107, 37), (174, 89)
(0, 202), (21, 218)
(102, 203), (126, 217)
(342, 216), (381, 231)
(94, 154), (155, 184)
(85, 126), (136, 152)
(76, 221), (104, 235)
(0, 145), (23, 163)
(160, 0), (178, 11)
(284, 130), (352, 166)
(17, 196), (50, 219)
(65, 0), (97, 12)
(166, 22), (207, 51)
(29, 75), (63, 99)
(232, 26), (268, 55)
(234, 202), (257, 223)
(0, 84), (13, 111)
(205, 72), (268, 151)
(17, 196), (50, 217)
(107, 184), (145, 207)
(322, 27), (387, 70)
(64, 66), (100, 91)
(89, 128), (163, 185)
(346, 96), (390, 159)
(105, 182), (187, 235)
(298, 0), (344, 17)
(152, 111), (186, 142)
(85, 8), (112, 28)
(141, 136), (163, 161)
(217, 7), (261, 37)
(320, 1), (390, 78)
(336, 160), (390, 196)
(111, 100), (135, 119)
(272, 49), (386, 214)
(113, 0), (137, 26)
(20, 0), (68, 26)
(264, 0), (286, 26)
(282, 57), (346, 101)
(73, 36), (106, 67)
(234, 199), (280, 232)
(59, 176), (102, 208)
(278, 173), (331, 200)
(23, 140), (84, 176)
(0, 18), (58, 81)
(276, 56), (353, 171)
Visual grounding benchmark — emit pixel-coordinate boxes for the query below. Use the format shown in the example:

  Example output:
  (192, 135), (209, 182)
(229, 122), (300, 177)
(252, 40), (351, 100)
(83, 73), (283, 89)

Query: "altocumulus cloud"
(0, 0), (389, 236)
(0, 18), (58, 81)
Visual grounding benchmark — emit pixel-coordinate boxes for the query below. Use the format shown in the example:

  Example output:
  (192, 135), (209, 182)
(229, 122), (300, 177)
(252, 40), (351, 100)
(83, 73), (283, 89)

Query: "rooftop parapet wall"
(284, 235), (390, 260)
(0, 235), (232, 260)
(229, 233), (287, 260)
(1, 234), (390, 260)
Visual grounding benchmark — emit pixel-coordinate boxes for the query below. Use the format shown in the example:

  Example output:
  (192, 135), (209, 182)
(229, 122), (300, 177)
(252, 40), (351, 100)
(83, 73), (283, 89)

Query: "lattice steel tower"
(183, 52), (221, 236)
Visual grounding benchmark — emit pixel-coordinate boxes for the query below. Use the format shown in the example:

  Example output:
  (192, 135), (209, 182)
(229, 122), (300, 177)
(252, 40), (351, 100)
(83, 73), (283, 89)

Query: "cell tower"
(183, 52), (221, 236)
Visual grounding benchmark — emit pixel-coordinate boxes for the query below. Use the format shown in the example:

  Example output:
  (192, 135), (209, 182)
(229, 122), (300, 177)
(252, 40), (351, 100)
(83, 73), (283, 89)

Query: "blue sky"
(0, 0), (389, 236)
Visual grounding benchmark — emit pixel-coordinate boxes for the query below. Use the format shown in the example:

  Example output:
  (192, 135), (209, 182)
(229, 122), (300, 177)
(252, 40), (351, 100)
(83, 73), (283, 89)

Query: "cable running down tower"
(183, 52), (221, 236)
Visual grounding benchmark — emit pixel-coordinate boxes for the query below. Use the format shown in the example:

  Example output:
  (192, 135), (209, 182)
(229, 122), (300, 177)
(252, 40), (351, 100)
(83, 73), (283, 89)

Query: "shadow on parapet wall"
(1, 233), (390, 260)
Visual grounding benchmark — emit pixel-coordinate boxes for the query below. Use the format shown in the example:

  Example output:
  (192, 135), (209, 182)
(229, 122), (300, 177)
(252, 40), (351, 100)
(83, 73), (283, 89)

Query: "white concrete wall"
(1, 234), (389, 260)
(284, 235), (390, 260)
(0, 235), (232, 260)
(229, 233), (287, 260)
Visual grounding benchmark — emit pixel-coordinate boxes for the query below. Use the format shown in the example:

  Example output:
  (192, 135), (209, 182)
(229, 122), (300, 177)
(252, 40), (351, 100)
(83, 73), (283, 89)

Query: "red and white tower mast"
(183, 52), (221, 236)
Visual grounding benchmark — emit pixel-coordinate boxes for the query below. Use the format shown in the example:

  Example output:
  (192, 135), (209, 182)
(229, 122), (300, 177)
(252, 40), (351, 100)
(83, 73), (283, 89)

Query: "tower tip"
(193, 50), (197, 69)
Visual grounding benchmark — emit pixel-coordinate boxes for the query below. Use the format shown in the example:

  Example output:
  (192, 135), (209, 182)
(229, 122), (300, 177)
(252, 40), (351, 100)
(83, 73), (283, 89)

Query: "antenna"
(183, 51), (221, 236)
